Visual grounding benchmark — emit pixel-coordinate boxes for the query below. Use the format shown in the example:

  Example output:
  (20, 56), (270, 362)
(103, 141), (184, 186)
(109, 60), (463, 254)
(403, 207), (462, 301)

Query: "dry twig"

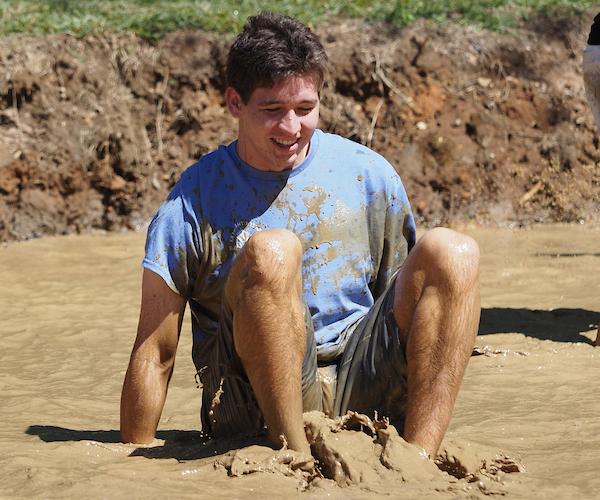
(366, 97), (384, 147)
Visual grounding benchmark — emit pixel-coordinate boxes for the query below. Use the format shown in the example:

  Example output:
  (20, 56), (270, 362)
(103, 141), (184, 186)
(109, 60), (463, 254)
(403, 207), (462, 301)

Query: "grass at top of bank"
(0, 0), (595, 39)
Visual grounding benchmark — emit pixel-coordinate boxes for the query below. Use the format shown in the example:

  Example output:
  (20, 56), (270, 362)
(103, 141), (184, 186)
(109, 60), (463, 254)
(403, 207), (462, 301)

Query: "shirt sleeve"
(142, 180), (200, 299)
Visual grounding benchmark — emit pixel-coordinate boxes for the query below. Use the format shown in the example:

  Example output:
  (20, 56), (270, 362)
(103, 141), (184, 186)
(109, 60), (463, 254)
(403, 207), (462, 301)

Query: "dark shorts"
(194, 278), (407, 437)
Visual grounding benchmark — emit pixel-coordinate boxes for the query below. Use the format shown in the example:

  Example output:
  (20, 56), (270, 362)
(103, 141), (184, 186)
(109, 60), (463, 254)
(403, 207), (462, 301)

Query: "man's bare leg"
(393, 227), (480, 457)
(225, 229), (310, 454)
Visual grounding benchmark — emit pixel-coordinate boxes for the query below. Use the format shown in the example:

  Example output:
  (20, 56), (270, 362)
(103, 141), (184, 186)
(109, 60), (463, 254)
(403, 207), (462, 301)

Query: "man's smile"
(272, 138), (299, 150)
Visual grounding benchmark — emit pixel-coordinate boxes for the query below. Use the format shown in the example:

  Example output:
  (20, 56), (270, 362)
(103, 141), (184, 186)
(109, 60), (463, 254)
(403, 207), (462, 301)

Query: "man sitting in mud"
(120, 12), (481, 461)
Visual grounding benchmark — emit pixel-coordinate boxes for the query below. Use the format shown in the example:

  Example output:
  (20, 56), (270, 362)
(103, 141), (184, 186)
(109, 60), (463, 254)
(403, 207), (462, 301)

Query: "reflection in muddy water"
(1, 225), (599, 498)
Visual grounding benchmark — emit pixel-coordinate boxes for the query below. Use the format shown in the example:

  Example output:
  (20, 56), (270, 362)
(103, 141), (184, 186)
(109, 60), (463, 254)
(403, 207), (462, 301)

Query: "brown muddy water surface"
(1, 225), (599, 498)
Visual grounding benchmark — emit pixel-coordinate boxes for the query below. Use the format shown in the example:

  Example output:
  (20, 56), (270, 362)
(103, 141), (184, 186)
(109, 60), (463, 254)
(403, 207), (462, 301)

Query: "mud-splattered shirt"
(143, 129), (416, 361)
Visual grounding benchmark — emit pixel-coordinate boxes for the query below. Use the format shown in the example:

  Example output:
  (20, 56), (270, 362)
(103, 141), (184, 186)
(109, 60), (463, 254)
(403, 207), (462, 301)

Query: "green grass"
(0, 0), (595, 39)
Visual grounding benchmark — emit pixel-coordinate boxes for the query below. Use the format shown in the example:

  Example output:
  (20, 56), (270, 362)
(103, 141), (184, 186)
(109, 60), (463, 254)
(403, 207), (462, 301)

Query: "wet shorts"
(194, 277), (407, 437)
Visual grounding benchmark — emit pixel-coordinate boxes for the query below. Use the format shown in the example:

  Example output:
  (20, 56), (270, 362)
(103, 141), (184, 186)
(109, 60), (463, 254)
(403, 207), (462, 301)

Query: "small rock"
(477, 77), (491, 88)
(466, 53), (478, 65)
(110, 175), (127, 191)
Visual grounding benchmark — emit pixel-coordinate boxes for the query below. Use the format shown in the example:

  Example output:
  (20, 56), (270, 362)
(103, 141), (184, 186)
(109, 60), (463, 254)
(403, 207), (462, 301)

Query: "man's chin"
(269, 154), (299, 171)
(280, 147), (310, 168)
(266, 143), (310, 170)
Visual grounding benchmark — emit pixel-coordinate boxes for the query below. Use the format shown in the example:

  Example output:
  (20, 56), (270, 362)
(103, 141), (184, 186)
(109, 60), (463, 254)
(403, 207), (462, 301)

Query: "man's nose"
(278, 110), (300, 134)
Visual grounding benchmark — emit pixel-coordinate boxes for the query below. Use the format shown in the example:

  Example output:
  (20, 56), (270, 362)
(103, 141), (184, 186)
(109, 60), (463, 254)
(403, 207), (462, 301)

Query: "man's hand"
(120, 268), (185, 444)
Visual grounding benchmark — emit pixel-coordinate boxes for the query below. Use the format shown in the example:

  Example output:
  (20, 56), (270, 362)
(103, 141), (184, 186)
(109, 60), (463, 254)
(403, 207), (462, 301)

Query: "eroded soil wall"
(1, 13), (598, 241)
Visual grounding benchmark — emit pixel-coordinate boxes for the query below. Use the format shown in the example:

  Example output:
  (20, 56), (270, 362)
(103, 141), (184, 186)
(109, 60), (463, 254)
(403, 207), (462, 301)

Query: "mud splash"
(216, 411), (522, 495)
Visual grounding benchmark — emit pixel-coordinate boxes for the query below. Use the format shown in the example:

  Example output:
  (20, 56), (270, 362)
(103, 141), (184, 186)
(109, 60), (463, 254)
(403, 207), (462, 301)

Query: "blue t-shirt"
(143, 129), (416, 361)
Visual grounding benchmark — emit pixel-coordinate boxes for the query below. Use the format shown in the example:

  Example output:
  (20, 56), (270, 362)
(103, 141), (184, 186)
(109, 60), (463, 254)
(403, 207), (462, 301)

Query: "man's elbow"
(129, 345), (176, 376)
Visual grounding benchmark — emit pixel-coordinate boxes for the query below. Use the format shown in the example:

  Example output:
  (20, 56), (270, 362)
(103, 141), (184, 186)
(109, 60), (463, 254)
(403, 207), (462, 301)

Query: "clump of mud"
(215, 411), (523, 494)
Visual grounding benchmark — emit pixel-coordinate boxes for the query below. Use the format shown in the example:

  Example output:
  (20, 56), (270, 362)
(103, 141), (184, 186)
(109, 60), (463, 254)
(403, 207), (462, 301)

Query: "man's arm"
(120, 268), (186, 444)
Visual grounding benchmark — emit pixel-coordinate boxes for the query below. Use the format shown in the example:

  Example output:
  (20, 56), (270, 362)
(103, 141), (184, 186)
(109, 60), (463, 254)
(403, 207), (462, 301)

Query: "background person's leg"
(583, 44), (600, 129)
(582, 42), (600, 345)
(393, 227), (480, 457)
(224, 229), (312, 453)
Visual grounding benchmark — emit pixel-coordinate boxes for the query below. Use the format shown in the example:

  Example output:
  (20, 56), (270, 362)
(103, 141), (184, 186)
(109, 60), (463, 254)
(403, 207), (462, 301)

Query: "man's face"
(226, 73), (320, 172)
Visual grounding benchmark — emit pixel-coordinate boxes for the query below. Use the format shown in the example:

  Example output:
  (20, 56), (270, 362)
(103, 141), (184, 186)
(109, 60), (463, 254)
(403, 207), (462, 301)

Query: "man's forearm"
(120, 356), (172, 444)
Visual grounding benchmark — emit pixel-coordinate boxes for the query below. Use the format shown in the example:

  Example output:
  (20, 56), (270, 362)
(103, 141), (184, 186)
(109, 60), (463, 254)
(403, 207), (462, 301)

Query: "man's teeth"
(273, 139), (296, 146)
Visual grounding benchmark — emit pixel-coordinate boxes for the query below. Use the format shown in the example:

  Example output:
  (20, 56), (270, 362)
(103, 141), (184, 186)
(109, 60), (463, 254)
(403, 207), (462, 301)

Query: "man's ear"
(225, 87), (243, 118)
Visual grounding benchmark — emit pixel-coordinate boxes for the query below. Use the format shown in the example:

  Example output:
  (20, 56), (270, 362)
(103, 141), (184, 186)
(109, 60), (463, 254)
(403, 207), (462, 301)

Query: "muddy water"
(1, 225), (599, 498)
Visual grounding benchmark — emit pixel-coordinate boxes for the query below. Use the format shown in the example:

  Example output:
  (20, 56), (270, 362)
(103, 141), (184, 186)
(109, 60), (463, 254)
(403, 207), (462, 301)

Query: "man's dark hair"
(227, 12), (328, 103)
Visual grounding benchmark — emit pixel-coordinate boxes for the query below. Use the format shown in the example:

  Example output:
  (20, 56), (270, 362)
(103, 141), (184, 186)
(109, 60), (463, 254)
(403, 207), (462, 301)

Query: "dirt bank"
(0, 12), (598, 241)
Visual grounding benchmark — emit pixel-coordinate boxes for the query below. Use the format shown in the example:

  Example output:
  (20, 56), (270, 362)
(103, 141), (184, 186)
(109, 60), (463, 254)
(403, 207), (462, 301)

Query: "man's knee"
(416, 227), (480, 290)
(227, 229), (303, 301)
(244, 228), (303, 276)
